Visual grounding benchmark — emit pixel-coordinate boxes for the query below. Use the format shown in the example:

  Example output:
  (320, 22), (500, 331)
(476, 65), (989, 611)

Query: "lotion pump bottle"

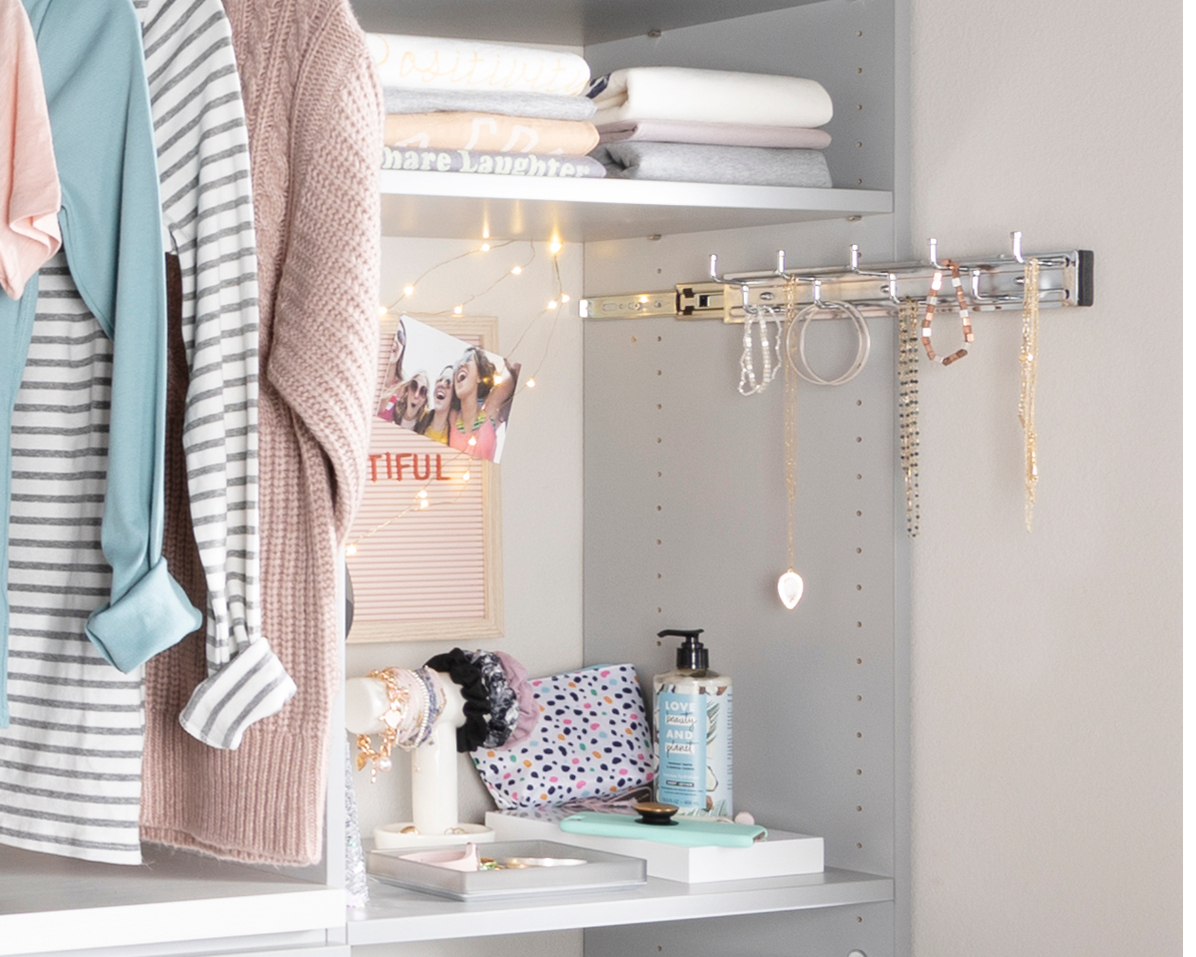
(653, 628), (733, 818)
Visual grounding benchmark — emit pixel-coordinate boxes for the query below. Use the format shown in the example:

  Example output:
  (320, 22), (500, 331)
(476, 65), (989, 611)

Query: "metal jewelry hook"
(1009, 232), (1068, 269)
(1010, 231), (1025, 264)
(928, 238), (943, 268)
(849, 244), (890, 278)
(709, 253), (748, 283)
(970, 267), (1022, 305)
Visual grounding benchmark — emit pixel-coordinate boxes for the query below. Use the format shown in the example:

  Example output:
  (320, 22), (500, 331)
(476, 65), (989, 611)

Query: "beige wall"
(347, 237), (586, 957)
(908, 0), (1182, 954)
(349, 236), (585, 839)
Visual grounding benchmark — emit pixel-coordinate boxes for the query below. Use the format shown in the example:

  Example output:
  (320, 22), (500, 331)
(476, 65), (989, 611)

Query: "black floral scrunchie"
(424, 648), (490, 752)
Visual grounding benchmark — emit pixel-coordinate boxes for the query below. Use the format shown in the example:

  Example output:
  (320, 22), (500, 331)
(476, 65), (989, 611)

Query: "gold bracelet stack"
(356, 668), (409, 781)
(355, 666), (447, 782)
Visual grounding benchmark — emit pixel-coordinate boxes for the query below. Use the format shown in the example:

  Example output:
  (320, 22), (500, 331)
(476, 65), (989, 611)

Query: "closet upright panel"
(582, 2), (909, 955)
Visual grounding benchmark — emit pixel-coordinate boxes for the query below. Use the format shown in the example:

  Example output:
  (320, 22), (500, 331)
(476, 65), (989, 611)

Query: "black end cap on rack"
(1078, 250), (1094, 307)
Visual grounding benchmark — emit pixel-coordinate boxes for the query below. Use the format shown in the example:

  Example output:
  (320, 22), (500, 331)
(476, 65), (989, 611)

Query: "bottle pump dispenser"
(653, 628), (733, 817)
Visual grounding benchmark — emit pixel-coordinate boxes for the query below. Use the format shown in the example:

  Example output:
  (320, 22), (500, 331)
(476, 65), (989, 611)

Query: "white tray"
(368, 839), (646, 901)
(486, 810), (824, 883)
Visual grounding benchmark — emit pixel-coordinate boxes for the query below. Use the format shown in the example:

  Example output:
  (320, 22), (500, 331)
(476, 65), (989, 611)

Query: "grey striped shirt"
(0, 258), (144, 864)
(135, 0), (295, 748)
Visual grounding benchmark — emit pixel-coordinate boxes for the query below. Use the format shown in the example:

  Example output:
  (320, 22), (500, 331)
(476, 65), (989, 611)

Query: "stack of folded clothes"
(587, 67), (835, 187)
(368, 34), (606, 179)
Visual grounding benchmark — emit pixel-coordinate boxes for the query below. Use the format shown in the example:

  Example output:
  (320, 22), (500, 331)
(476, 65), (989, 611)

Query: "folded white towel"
(587, 67), (833, 129)
(367, 34), (590, 96)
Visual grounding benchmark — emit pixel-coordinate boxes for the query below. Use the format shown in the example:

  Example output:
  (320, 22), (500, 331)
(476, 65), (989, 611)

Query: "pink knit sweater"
(140, 0), (382, 864)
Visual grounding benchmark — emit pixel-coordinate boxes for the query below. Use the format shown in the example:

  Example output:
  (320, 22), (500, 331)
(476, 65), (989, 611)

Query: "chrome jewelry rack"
(580, 232), (1094, 322)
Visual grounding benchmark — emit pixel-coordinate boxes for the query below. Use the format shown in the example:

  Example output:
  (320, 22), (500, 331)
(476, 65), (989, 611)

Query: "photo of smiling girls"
(376, 315), (519, 462)
(422, 365), (456, 443)
(393, 371), (430, 430)
(376, 317), (407, 421)
(447, 345), (519, 462)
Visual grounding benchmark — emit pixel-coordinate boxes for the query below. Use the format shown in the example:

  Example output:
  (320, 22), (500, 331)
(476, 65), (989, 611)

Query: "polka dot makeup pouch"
(471, 663), (654, 810)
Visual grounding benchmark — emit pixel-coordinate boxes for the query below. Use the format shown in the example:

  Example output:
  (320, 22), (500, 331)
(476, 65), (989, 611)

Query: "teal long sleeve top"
(0, 0), (201, 725)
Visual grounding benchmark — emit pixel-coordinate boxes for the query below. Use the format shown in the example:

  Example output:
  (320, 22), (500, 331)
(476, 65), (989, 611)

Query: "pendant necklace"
(777, 277), (804, 610)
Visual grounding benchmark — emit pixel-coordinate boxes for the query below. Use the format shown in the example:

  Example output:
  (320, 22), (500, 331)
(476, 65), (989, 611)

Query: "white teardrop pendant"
(777, 569), (804, 610)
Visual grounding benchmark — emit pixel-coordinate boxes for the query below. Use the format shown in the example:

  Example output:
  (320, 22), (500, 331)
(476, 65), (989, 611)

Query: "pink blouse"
(0, 0), (61, 300)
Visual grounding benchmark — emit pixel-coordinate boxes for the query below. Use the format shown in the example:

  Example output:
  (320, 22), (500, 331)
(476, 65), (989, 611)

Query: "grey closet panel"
(583, 311), (903, 952)
(585, 904), (895, 957)
(583, 313), (897, 863)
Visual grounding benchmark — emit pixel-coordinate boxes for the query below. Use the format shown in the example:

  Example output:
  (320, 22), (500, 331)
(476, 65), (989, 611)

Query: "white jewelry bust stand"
(346, 671), (494, 848)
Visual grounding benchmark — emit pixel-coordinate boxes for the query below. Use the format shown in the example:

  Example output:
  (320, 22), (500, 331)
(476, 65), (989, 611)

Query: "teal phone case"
(559, 811), (767, 848)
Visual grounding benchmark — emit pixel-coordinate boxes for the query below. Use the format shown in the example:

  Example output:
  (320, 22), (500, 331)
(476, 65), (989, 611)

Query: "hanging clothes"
(0, 0), (212, 865)
(0, 0), (200, 730)
(0, 0), (60, 301)
(130, 0), (293, 750)
(1, 0), (279, 866)
(0, 255), (145, 864)
(141, 0), (382, 865)
(0, 0), (284, 864)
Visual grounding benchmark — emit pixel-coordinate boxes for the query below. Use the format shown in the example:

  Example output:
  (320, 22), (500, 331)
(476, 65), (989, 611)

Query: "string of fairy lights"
(345, 238), (570, 558)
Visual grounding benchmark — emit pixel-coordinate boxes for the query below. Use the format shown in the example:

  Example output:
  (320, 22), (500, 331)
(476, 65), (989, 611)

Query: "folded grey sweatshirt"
(591, 141), (832, 188)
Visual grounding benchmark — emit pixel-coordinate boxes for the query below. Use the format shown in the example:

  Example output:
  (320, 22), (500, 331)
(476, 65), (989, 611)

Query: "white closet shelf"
(0, 844), (342, 957)
(379, 171), (893, 242)
(351, 0), (818, 45)
(348, 867), (893, 944)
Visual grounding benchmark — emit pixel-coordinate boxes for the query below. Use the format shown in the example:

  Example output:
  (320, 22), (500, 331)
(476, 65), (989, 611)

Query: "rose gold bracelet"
(921, 258), (973, 366)
(355, 668), (411, 782)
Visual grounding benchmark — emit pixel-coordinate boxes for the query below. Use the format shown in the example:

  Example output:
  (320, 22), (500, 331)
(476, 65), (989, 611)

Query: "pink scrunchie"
(492, 650), (538, 750)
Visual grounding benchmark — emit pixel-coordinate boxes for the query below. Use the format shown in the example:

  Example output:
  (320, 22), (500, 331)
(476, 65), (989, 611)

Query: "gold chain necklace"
(1018, 259), (1040, 531)
(897, 299), (921, 536)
